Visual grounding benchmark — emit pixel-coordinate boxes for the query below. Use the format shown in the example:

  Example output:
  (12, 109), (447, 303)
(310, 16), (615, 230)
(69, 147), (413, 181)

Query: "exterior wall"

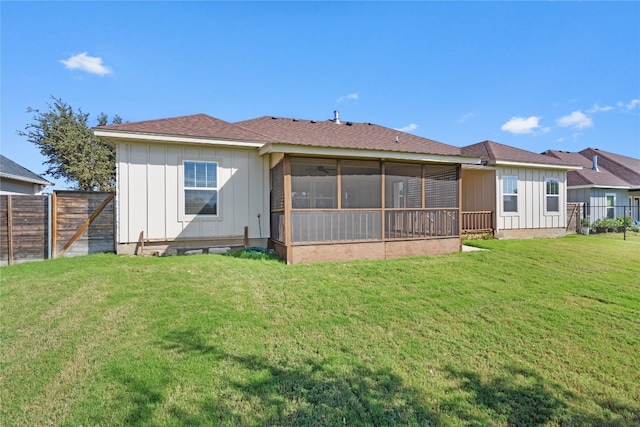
(0, 178), (44, 195)
(116, 141), (270, 247)
(567, 188), (630, 222)
(461, 168), (495, 211)
(285, 237), (460, 264)
(495, 167), (567, 232)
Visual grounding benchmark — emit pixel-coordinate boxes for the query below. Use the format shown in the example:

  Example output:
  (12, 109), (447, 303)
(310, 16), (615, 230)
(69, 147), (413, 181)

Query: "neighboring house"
(543, 148), (640, 223)
(94, 112), (481, 263)
(460, 141), (582, 239)
(0, 155), (51, 195)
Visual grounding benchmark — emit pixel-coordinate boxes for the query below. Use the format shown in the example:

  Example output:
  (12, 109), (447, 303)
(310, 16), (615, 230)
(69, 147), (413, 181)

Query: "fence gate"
(52, 191), (115, 258)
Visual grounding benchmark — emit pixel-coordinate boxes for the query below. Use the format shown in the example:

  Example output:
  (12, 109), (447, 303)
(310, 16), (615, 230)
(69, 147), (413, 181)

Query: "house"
(543, 148), (640, 223)
(0, 155), (51, 195)
(94, 112), (481, 263)
(460, 141), (582, 239)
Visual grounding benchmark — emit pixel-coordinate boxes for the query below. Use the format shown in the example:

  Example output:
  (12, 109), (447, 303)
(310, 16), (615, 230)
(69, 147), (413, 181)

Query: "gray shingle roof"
(0, 155), (51, 185)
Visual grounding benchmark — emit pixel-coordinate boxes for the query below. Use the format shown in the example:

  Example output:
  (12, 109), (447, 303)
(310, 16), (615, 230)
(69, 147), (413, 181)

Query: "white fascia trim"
(93, 130), (266, 149)
(259, 143), (481, 165)
(492, 160), (582, 171)
(568, 184), (631, 190)
(0, 172), (51, 186)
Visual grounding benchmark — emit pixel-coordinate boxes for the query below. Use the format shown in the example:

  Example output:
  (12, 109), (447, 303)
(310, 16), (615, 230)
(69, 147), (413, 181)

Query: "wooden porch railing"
(462, 211), (493, 233)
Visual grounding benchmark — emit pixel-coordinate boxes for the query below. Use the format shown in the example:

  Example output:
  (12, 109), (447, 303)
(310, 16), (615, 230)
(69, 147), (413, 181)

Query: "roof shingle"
(96, 113), (272, 142)
(0, 155), (51, 185)
(462, 140), (577, 167)
(235, 116), (463, 156)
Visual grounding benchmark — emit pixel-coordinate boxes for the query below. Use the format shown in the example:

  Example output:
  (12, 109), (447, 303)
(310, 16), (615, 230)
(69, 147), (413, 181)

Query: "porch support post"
(336, 161), (342, 209)
(381, 161), (386, 242)
(283, 155), (292, 259)
(421, 165), (426, 208)
(458, 165), (462, 238)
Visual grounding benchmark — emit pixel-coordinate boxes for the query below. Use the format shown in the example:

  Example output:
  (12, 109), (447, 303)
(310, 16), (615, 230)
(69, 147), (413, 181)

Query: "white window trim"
(605, 193), (616, 219)
(545, 178), (561, 215)
(179, 158), (221, 221)
(502, 175), (518, 215)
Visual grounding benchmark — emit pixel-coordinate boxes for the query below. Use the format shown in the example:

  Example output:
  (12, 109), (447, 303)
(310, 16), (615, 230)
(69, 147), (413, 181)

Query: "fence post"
(7, 195), (13, 265)
(51, 191), (58, 258)
(624, 206), (627, 241)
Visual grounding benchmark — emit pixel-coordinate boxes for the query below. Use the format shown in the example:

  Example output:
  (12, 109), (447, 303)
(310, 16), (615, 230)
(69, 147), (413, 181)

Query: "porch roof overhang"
(93, 129), (266, 149)
(258, 142), (481, 165)
(488, 159), (583, 171)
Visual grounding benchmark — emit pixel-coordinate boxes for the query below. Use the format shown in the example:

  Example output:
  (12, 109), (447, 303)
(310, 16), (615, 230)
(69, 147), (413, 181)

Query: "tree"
(19, 96), (122, 191)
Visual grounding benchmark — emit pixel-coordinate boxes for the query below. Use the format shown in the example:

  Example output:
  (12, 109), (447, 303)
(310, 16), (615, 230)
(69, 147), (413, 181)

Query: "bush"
(592, 215), (637, 232)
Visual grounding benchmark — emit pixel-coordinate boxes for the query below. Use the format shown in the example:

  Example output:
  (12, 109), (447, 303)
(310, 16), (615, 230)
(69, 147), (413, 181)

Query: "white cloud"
(458, 113), (475, 124)
(587, 103), (613, 113)
(618, 99), (640, 111)
(60, 52), (112, 76)
(556, 111), (593, 129)
(395, 123), (418, 133)
(500, 116), (542, 135)
(336, 92), (359, 103)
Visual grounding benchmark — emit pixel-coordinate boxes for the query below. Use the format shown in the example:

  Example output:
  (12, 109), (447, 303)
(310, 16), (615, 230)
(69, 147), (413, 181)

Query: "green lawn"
(1, 234), (639, 426)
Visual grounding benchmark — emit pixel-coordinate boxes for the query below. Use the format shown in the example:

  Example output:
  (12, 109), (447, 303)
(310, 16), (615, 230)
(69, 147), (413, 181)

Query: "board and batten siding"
(116, 142), (270, 245)
(568, 187), (630, 222)
(495, 168), (566, 231)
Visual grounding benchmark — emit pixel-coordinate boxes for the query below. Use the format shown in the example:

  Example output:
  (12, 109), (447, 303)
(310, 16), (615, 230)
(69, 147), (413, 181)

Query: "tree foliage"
(19, 96), (122, 191)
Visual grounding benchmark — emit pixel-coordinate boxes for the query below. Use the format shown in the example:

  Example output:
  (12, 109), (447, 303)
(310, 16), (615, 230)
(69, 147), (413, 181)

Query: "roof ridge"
(484, 140), (498, 160)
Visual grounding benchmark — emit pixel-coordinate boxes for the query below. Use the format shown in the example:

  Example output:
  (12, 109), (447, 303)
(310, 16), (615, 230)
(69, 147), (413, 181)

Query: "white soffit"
(259, 143), (481, 164)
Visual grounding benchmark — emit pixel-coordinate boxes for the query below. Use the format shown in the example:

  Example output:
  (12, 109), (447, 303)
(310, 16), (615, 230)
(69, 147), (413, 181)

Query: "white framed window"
(545, 178), (560, 213)
(503, 176), (518, 213)
(606, 194), (615, 219)
(183, 161), (218, 216)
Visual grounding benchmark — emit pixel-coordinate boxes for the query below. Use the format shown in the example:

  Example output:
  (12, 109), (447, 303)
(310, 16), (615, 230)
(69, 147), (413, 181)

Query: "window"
(606, 194), (615, 219)
(503, 176), (518, 213)
(545, 178), (560, 212)
(184, 161), (218, 216)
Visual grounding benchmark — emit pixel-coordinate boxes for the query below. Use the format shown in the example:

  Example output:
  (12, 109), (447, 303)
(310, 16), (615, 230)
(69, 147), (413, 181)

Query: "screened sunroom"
(269, 155), (462, 263)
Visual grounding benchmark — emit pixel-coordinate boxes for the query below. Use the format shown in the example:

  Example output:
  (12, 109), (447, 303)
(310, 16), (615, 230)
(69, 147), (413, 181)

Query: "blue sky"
(2, 1), (639, 190)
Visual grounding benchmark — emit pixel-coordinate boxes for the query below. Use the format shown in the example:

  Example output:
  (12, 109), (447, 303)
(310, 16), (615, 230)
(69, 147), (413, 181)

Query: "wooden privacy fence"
(0, 191), (115, 265)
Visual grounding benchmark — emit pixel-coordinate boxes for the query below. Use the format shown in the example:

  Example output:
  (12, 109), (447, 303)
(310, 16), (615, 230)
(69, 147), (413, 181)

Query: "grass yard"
(1, 234), (639, 426)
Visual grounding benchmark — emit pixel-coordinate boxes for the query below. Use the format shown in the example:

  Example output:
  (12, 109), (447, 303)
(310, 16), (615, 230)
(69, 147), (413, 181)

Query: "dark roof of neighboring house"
(544, 150), (628, 187)
(235, 116), (463, 156)
(461, 140), (579, 167)
(544, 148), (640, 188)
(95, 113), (272, 142)
(0, 155), (51, 185)
(580, 148), (640, 186)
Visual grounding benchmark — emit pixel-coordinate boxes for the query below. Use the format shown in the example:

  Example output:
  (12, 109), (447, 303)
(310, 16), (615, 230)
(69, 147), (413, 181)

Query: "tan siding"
(461, 169), (494, 211)
(116, 141), (268, 245)
(496, 167), (567, 232)
(128, 146), (149, 242)
(148, 147), (167, 239)
(116, 144), (129, 243)
(165, 147), (181, 239)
